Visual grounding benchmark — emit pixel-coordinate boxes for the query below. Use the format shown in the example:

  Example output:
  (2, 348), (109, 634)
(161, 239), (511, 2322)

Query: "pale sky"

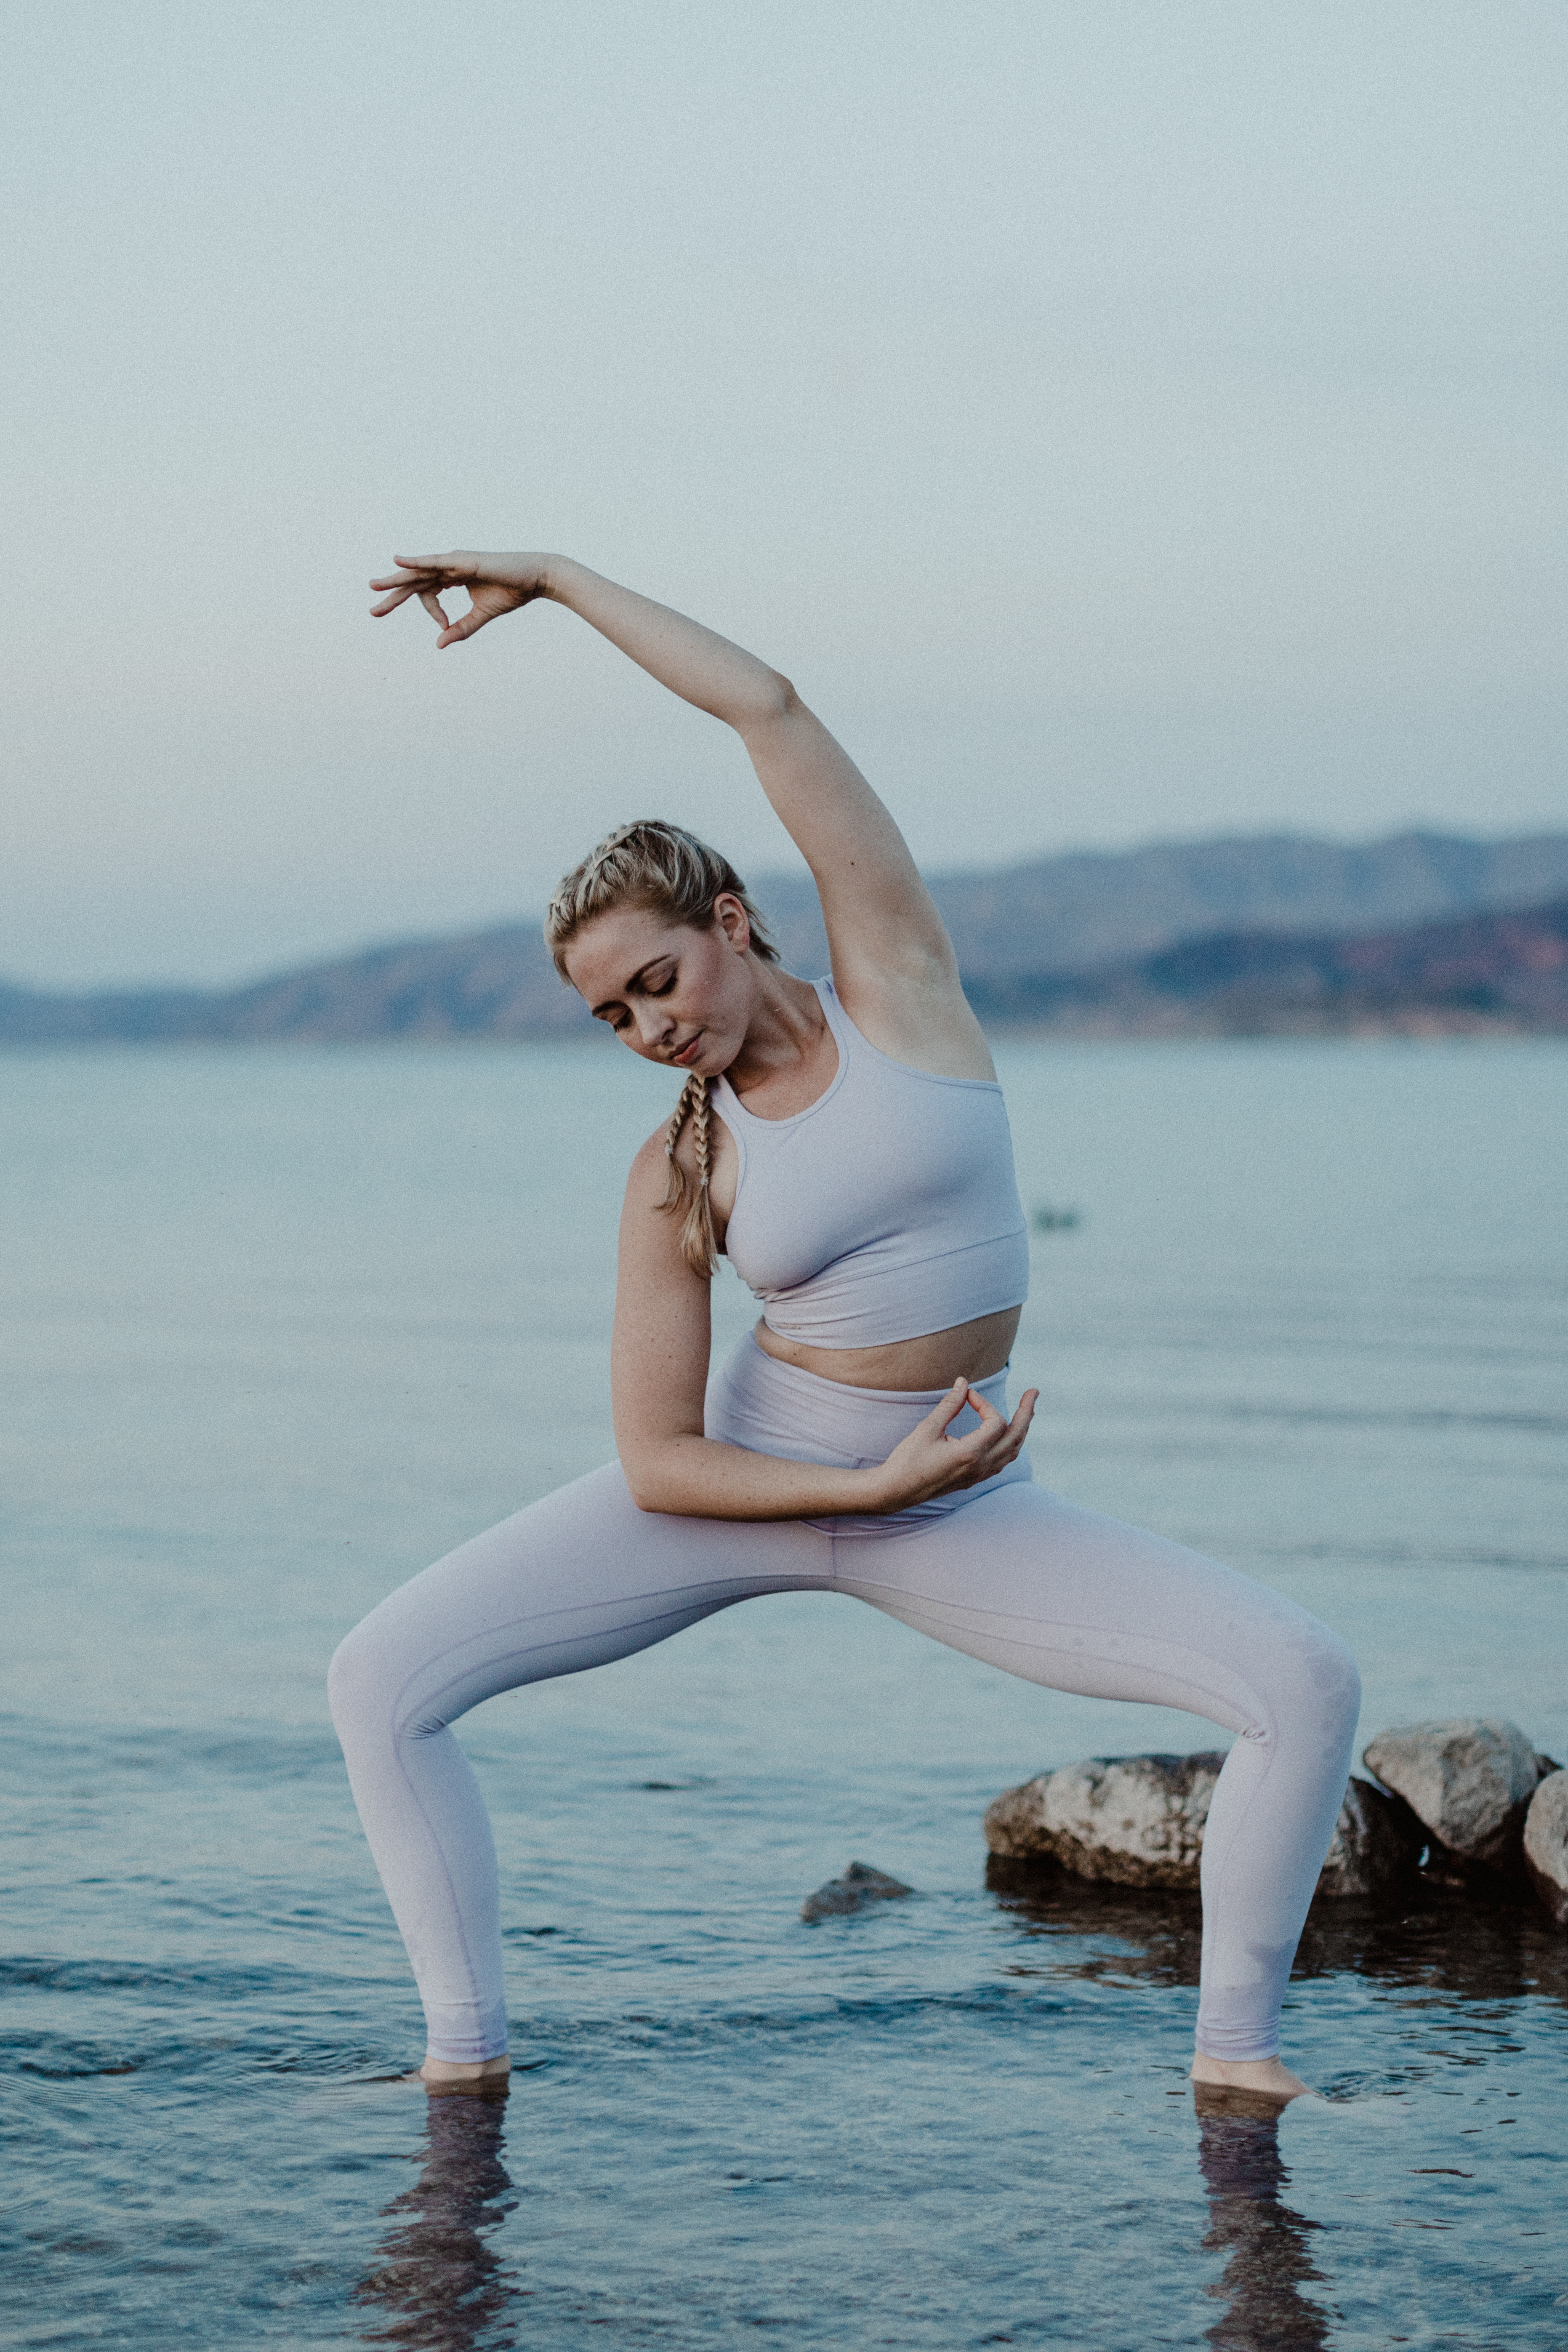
(5, 1), (1565, 985)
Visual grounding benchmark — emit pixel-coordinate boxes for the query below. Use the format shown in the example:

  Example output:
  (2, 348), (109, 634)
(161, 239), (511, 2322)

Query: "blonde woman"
(331, 552), (1359, 2106)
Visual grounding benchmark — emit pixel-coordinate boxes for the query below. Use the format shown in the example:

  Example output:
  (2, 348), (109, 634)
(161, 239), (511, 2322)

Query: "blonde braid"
(661, 1072), (719, 1279)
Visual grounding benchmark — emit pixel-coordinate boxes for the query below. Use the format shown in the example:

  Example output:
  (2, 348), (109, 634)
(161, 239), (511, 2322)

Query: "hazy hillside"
(964, 898), (1568, 1036)
(4, 829), (1565, 1043)
(764, 828), (1568, 980)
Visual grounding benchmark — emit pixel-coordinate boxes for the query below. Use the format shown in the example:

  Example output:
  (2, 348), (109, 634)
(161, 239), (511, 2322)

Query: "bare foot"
(413, 2055), (512, 2098)
(1189, 2054), (1311, 2116)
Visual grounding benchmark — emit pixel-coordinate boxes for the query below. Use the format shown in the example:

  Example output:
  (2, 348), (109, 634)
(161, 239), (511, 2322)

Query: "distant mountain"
(3, 830), (1566, 1044)
(964, 898), (1568, 1036)
(764, 828), (1568, 981)
(0, 924), (580, 1044)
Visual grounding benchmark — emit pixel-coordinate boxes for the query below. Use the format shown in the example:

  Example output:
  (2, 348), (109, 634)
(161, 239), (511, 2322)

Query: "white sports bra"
(710, 978), (1030, 1350)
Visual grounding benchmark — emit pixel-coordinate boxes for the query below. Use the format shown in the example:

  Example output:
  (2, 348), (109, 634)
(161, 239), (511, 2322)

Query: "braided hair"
(660, 1071), (717, 1277)
(545, 820), (779, 1280)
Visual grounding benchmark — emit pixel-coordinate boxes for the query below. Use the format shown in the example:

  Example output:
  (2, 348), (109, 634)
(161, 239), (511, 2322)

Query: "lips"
(673, 1034), (703, 1067)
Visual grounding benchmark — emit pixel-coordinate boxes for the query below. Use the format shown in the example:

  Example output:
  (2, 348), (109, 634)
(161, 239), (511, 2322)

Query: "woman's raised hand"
(868, 1380), (1038, 1512)
(369, 552), (552, 647)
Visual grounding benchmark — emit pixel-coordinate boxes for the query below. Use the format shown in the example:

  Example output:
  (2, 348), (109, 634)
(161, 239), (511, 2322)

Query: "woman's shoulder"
(828, 961), (998, 1084)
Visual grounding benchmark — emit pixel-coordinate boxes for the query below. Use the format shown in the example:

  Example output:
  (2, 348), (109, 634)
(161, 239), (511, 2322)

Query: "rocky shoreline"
(983, 1718), (1568, 1926)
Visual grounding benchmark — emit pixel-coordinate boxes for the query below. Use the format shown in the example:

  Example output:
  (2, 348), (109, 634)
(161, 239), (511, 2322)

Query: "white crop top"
(709, 978), (1030, 1349)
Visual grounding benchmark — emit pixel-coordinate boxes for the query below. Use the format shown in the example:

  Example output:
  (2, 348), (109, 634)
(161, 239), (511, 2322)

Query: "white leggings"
(329, 1337), (1360, 2066)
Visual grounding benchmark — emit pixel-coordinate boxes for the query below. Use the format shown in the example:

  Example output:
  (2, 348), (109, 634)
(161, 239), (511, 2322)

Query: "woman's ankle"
(418, 2052), (512, 2092)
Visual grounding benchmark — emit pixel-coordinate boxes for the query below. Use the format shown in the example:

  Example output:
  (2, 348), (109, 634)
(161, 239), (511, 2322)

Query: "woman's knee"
(1304, 1617), (1360, 1726)
(1265, 1613), (1361, 1747)
(327, 1612), (394, 1744)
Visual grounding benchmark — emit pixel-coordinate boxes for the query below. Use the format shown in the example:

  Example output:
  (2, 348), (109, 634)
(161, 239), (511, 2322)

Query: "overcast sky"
(5, 2), (1565, 986)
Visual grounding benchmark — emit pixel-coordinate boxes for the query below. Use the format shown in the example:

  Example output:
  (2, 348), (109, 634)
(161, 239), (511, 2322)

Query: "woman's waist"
(751, 1304), (1020, 1394)
(706, 1329), (1016, 1467)
(705, 1332), (1033, 1531)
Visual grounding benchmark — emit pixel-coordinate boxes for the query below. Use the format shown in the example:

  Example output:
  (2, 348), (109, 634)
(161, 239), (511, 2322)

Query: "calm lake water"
(3, 1038), (1566, 2350)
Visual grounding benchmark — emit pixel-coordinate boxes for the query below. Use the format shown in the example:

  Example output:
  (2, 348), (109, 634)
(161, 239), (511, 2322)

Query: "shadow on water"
(1196, 2106), (1328, 2352)
(353, 2093), (519, 2352)
(984, 1855), (1568, 2009)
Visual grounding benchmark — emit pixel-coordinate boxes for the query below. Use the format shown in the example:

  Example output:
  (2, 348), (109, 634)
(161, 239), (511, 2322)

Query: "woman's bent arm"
(610, 1134), (1034, 1520)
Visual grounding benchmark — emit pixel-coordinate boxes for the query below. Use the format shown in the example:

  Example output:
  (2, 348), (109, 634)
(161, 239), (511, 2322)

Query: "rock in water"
(1524, 1771), (1568, 1927)
(983, 1754), (1227, 1890)
(1315, 1776), (1422, 1897)
(1361, 1718), (1551, 1874)
(985, 1757), (1418, 1900)
(801, 1862), (915, 1922)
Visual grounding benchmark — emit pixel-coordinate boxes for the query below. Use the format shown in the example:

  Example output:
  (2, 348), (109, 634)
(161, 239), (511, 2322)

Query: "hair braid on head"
(661, 1070), (719, 1280)
(542, 818), (779, 981)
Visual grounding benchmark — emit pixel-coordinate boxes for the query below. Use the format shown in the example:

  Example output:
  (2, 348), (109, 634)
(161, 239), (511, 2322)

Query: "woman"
(331, 551), (1360, 2105)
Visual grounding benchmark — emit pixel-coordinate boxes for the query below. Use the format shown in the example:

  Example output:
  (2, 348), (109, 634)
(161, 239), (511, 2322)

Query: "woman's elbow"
(735, 671), (798, 733)
(620, 1451), (678, 1514)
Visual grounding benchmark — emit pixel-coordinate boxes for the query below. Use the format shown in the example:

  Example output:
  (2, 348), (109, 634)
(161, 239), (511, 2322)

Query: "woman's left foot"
(1189, 2055), (1311, 2114)
(412, 2055), (512, 2097)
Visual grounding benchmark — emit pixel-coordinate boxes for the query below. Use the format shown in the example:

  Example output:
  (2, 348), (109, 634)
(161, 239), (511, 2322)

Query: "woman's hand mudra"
(369, 552), (549, 647)
(868, 1380), (1038, 1512)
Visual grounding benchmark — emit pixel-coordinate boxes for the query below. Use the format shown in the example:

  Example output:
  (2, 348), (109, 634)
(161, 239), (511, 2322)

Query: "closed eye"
(590, 958), (677, 1025)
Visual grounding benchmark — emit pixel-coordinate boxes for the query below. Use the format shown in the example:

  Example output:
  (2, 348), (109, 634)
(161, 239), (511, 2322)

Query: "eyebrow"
(590, 954), (673, 1021)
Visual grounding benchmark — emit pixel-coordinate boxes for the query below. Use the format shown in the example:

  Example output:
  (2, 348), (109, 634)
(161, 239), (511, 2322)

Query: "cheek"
(696, 954), (746, 1020)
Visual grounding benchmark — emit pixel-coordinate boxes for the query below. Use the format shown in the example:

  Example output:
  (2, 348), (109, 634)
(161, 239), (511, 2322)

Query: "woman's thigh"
(829, 1481), (1349, 1740)
(339, 1463), (834, 1735)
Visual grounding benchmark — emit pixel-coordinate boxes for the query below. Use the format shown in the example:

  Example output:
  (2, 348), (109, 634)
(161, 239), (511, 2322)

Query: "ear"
(711, 892), (753, 954)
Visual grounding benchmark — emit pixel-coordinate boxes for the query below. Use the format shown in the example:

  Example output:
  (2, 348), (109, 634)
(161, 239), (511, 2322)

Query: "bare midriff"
(752, 1305), (1022, 1392)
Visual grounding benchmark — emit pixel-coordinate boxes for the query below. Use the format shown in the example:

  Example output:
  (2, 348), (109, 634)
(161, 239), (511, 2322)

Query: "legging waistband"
(703, 1331), (1031, 1533)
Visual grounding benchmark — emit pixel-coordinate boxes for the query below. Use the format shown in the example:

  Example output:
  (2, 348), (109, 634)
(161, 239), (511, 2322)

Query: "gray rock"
(1361, 1718), (1552, 1873)
(986, 1756), (1419, 1900)
(1523, 1771), (1568, 1928)
(983, 1754), (1228, 1890)
(801, 1862), (914, 1922)
(1315, 1776), (1423, 1898)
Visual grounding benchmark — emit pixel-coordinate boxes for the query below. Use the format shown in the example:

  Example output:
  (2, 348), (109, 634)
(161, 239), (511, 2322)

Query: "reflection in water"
(1197, 2102), (1327, 2352)
(986, 1862), (1568, 2352)
(355, 2092), (519, 2351)
(985, 1854), (1568, 2009)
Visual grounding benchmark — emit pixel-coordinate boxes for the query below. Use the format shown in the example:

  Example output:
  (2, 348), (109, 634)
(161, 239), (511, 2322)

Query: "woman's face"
(561, 895), (758, 1076)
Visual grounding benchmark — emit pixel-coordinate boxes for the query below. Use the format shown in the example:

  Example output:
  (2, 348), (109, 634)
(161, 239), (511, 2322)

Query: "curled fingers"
(953, 1386), (1038, 1489)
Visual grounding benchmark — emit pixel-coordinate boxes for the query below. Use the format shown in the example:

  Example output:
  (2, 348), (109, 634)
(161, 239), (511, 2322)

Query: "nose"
(630, 1000), (675, 1050)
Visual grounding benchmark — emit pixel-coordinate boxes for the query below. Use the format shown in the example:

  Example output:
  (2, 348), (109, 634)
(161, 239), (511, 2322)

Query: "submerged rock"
(985, 1756), (1418, 1900)
(983, 1754), (1227, 1890)
(1524, 1772), (1568, 1928)
(1361, 1718), (1554, 1875)
(801, 1862), (915, 1922)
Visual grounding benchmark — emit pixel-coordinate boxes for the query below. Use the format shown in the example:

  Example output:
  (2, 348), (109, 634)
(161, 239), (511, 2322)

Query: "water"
(3, 1039), (1565, 2349)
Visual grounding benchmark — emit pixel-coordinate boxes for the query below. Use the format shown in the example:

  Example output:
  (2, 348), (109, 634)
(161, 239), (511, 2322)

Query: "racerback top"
(709, 978), (1030, 1349)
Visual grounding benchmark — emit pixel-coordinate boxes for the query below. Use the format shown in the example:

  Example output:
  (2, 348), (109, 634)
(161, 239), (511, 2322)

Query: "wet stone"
(983, 1753), (1227, 1891)
(801, 1862), (915, 1922)
(1523, 1770), (1568, 1928)
(1315, 1775), (1424, 1898)
(985, 1756), (1419, 1901)
(1361, 1718), (1555, 1876)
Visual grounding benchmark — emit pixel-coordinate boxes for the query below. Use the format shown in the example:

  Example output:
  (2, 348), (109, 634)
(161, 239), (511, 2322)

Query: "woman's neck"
(724, 969), (832, 1105)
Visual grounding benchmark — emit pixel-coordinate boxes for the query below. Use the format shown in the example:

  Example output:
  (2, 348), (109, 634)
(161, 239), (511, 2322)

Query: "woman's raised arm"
(370, 552), (989, 1072)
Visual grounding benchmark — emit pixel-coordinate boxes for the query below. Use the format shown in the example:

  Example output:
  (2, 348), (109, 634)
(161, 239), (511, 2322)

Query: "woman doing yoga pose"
(331, 552), (1360, 2104)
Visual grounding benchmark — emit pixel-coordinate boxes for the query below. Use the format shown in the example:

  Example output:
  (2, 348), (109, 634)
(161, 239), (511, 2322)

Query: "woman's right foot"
(413, 2054), (512, 2096)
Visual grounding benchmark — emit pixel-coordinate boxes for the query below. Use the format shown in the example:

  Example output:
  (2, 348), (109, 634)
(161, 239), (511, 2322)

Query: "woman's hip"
(704, 1330), (1033, 1534)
